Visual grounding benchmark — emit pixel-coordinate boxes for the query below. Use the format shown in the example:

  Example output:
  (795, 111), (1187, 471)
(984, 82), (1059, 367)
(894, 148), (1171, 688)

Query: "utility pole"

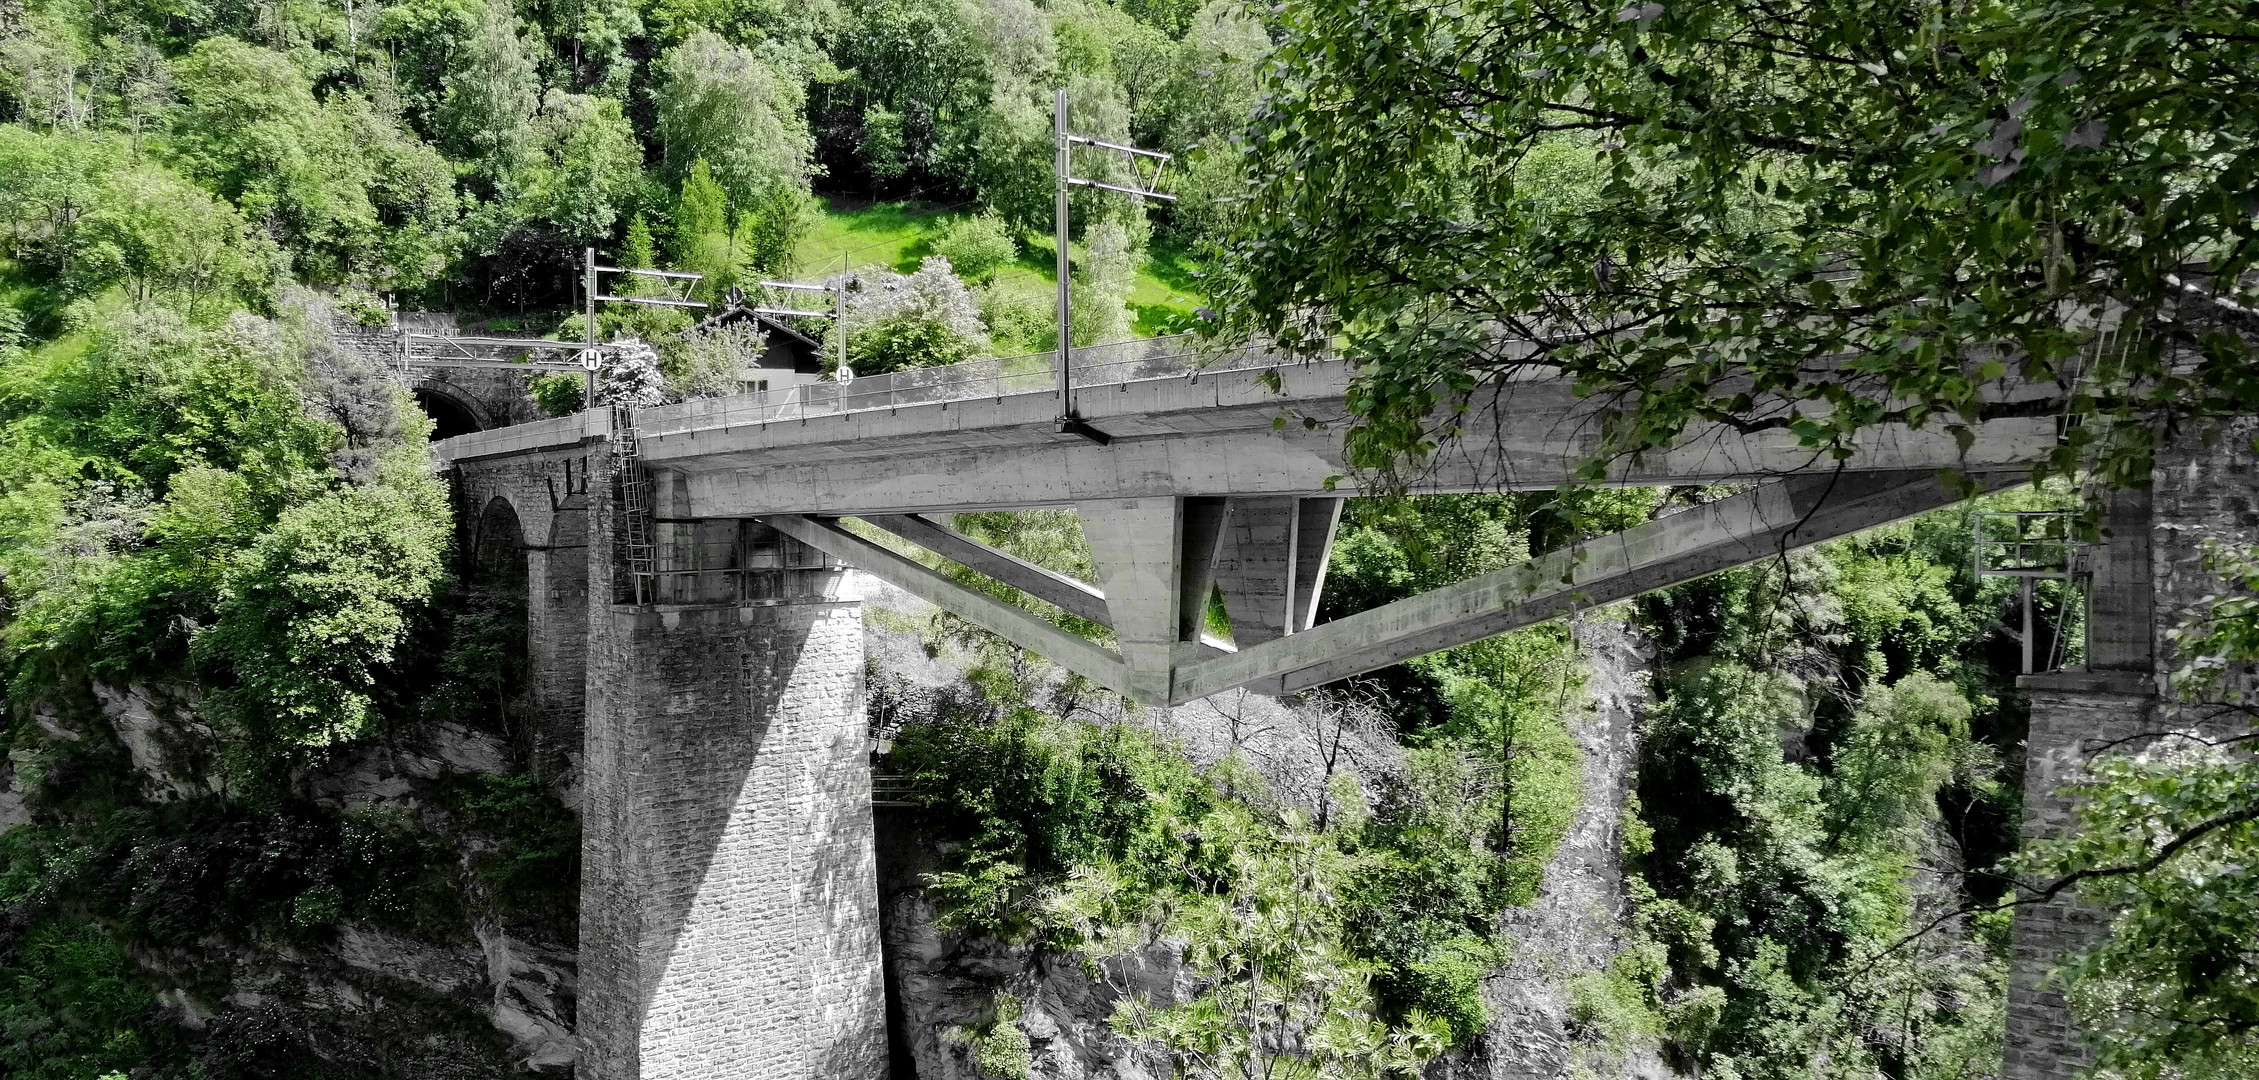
(1054, 87), (1072, 421)
(584, 247), (599, 407)
(1052, 86), (1175, 446)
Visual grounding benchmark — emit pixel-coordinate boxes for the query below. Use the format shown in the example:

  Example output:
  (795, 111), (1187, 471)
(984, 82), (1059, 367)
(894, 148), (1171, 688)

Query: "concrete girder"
(1213, 497), (1343, 646)
(438, 358), (2061, 516)
(861, 514), (1112, 626)
(764, 514), (1131, 697)
(1077, 498), (1227, 703)
(666, 415), (2054, 516)
(1165, 471), (2024, 704)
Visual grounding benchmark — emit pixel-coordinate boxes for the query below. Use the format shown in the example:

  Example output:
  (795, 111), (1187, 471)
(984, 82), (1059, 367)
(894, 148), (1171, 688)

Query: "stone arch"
(529, 494), (592, 788)
(415, 383), (489, 440)
(471, 495), (529, 590)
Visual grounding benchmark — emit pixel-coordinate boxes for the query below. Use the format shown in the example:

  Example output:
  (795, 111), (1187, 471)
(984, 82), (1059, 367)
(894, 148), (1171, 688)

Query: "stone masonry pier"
(457, 433), (886, 1079)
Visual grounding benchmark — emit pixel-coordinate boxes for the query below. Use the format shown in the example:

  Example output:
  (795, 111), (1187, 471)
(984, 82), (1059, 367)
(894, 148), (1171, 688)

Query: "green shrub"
(529, 371), (585, 416)
(932, 214), (1017, 284)
(443, 772), (581, 935)
(950, 992), (1031, 1080)
(0, 920), (162, 1080)
(977, 287), (1051, 354)
(849, 313), (979, 375)
(1387, 935), (1501, 1044)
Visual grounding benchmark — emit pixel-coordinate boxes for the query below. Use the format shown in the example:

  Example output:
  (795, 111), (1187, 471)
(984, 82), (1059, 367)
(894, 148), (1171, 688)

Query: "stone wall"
(567, 439), (885, 1080)
(453, 448), (602, 796)
(2002, 671), (2156, 1080)
(578, 586), (886, 1080)
(2002, 417), (2259, 1080)
(2152, 416), (2259, 677)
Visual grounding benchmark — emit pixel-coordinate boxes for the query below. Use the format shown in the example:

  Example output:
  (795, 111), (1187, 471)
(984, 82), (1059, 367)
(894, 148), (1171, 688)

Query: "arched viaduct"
(431, 342), (2256, 1080)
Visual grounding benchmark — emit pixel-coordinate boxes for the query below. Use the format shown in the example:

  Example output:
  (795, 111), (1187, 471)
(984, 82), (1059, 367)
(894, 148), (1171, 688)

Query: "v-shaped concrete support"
(764, 514), (1131, 696)
(1169, 470), (2015, 702)
(1213, 496), (1343, 645)
(860, 514), (1111, 626)
(1078, 497), (1227, 703)
(785, 473), (2011, 708)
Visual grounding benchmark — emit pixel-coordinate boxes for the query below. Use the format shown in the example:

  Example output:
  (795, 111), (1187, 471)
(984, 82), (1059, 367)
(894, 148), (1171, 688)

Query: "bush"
(933, 214), (1018, 284)
(849, 313), (979, 375)
(195, 449), (451, 751)
(978, 287), (1051, 354)
(529, 371), (585, 416)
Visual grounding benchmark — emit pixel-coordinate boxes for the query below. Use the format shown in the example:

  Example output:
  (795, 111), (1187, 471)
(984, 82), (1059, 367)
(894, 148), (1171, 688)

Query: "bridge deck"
(436, 337), (2056, 517)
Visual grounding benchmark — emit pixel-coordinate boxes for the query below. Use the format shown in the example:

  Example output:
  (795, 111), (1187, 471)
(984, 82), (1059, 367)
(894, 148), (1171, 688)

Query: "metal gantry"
(585, 247), (711, 403)
(1973, 509), (2092, 673)
(1053, 86), (1175, 445)
(745, 278), (848, 383)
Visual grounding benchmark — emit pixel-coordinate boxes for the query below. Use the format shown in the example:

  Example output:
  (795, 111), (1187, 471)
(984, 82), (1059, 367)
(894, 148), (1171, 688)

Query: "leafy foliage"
(932, 213), (1018, 284)
(195, 448), (451, 750)
(1212, 0), (2258, 491)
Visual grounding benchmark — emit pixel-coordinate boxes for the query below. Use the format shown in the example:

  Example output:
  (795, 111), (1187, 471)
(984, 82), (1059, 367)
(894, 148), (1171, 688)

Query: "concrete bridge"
(429, 335), (2253, 1080)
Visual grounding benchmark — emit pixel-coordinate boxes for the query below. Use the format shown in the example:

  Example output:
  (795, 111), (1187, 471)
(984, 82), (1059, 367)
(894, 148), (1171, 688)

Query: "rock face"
(1434, 619), (1682, 1080)
(93, 682), (222, 801)
(876, 817), (1189, 1080)
(296, 719), (513, 811)
(4, 684), (580, 1077)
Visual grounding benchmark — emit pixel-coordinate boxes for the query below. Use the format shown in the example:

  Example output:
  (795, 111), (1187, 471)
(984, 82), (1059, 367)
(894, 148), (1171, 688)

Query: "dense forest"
(2, 0), (2256, 1077)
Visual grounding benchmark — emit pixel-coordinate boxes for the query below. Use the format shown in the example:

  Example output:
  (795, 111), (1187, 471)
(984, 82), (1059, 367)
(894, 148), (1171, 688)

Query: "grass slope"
(796, 195), (1205, 341)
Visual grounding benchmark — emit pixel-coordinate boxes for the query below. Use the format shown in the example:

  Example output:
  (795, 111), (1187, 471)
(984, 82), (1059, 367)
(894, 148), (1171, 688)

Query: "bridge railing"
(634, 335), (1300, 439)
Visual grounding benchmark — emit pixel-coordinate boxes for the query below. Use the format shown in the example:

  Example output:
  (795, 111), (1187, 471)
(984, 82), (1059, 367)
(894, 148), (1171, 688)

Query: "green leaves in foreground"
(2028, 540), (2259, 1080)
(2036, 740), (2259, 1080)
(1212, 0), (2259, 488)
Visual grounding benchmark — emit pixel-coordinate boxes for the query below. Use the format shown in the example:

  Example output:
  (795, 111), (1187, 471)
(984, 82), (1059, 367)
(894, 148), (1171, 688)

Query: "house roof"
(686, 297), (824, 351)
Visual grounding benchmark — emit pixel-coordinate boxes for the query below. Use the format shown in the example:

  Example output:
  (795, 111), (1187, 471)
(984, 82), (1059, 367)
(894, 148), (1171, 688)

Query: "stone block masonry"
(577, 564), (886, 1079)
(2001, 418), (2259, 1080)
(2002, 671), (2155, 1080)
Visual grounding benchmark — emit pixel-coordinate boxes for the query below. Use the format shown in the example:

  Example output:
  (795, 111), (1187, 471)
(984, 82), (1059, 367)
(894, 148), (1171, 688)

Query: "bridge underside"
(437, 357), (2049, 707)
(766, 468), (2016, 706)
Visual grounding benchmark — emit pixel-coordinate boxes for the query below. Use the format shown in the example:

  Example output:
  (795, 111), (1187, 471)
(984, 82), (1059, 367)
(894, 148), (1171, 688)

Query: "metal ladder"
(610, 403), (658, 603)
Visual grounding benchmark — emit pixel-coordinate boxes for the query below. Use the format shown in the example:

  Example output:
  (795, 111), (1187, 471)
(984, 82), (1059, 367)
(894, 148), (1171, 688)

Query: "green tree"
(370, 0), (488, 127)
(828, 0), (990, 188)
(436, 0), (542, 175)
(532, 92), (643, 243)
(669, 159), (743, 294)
(1211, 0), (2259, 490)
(1069, 219), (1135, 347)
(196, 445), (451, 750)
(654, 29), (813, 270)
(65, 167), (258, 317)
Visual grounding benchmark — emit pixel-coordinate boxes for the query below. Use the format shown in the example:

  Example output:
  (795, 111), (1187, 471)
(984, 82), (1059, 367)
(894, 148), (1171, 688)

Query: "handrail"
(633, 335), (1306, 441)
(430, 334), (1320, 462)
